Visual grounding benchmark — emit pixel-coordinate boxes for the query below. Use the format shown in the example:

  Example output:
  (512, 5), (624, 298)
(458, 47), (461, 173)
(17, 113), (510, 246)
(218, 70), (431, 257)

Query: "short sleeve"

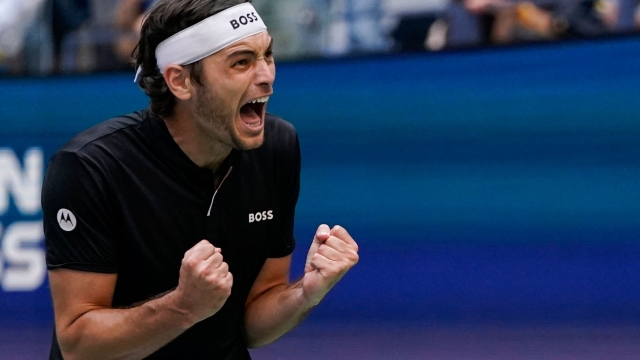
(42, 151), (118, 273)
(268, 132), (300, 258)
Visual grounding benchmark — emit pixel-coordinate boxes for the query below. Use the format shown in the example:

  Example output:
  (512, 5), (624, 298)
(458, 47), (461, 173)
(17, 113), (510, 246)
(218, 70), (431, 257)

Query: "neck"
(163, 109), (232, 172)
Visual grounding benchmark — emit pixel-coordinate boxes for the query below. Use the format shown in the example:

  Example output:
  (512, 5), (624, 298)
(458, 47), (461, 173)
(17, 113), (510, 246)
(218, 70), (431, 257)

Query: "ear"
(163, 64), (194, 100)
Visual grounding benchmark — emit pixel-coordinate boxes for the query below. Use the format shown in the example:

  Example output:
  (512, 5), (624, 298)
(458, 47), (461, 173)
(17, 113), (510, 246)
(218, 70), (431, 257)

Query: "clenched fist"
(302, 224), (359, 305)
(172, 240), (233, 323)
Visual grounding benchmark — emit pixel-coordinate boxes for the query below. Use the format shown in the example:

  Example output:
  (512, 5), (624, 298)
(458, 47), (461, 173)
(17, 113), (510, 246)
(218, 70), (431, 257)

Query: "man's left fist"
(302, 224), (359, 305)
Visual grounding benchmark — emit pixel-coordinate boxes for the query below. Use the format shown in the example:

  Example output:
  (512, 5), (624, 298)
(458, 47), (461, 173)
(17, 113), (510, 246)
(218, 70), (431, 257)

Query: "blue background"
(1, 36), (640, 340)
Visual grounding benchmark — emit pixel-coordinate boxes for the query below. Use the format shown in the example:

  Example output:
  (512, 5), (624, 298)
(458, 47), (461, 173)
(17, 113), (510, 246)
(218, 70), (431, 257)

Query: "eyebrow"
(226, 37), (274, 59)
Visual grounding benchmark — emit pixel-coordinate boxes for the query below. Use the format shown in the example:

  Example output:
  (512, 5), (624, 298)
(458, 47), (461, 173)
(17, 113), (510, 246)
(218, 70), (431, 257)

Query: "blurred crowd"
(1, 0), (638, 75)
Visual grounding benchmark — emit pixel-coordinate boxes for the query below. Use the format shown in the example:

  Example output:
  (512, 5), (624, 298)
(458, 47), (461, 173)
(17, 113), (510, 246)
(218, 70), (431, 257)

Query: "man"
(41, 0), (359, 359)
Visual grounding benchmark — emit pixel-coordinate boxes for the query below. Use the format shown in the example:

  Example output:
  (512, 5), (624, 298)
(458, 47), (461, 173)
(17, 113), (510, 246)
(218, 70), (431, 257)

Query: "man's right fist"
(172, 240), (233, 323)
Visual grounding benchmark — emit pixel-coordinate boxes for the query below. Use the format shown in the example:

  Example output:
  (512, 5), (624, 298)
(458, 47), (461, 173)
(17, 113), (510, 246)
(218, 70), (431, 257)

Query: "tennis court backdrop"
(1, 35), (640, 335)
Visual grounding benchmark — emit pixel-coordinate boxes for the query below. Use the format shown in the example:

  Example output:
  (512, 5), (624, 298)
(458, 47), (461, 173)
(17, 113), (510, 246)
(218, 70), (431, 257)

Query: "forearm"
(58, 291), (193, 360)
(243, 225), (359, 347)
(243, 280), (318, 348)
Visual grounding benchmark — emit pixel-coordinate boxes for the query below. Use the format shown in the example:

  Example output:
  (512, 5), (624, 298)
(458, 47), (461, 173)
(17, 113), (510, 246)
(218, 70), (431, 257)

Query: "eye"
(233, 59), (249, 67)
(264, 49), (274, 60)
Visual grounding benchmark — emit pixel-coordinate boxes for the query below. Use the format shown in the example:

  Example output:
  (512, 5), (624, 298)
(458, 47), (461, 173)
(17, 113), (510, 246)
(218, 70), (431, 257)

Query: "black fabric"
(42, 109), (300, 359)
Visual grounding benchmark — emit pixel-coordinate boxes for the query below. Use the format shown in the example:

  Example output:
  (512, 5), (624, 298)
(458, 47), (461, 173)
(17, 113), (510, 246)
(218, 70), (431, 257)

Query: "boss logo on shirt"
(249, 210), (273, 223)
(230, 12), (260, 29)
(57, 208), (76, 231)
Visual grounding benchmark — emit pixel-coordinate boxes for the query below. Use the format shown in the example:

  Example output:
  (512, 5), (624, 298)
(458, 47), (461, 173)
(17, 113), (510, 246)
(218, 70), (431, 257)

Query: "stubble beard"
(194, 84), (260, 151)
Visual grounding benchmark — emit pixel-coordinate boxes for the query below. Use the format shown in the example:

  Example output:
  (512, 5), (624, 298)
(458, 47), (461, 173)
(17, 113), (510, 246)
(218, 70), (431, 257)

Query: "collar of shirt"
(143, 108), (239, 184)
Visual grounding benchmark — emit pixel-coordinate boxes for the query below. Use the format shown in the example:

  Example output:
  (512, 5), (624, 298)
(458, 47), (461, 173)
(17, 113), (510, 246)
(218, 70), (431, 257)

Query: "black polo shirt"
(42, 109), (300, 359)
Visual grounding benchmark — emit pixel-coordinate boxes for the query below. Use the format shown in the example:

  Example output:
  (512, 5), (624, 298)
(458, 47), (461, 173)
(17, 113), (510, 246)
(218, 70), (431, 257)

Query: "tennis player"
(42, 0), (359, 359)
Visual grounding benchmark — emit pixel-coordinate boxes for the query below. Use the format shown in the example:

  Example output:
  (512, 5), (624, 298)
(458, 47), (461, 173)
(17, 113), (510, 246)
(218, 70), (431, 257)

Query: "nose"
(254, 57), (275, 90)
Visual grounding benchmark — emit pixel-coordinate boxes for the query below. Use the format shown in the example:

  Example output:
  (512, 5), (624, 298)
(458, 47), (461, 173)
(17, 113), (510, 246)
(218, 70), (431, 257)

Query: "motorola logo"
(57, 208), (76, 232)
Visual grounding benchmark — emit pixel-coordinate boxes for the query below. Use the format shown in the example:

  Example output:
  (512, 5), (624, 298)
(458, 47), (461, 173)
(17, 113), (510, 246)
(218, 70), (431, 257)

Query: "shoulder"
(241, 113), (300, 178)
(263, 113), (299, 153)
(254, 114), (301, 182)
(264, 113), (296, 135)
(46, 109), (153, 188)
(57, 109), (149, 157)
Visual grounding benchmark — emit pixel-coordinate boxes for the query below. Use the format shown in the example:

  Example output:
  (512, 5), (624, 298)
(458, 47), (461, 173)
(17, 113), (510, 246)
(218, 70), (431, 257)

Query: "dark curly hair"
(134, 0), (250, 118)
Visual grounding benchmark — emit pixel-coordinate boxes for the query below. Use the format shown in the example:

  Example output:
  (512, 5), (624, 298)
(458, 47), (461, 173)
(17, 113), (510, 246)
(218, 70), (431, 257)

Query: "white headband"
(135, 3), (267, 82)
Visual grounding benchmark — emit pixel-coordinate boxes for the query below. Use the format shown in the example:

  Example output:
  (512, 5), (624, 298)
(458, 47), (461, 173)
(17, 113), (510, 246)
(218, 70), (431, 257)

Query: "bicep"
(49, 269), (117, 335)
(43, 152), (118, 273)
(245, 256), (292, 307)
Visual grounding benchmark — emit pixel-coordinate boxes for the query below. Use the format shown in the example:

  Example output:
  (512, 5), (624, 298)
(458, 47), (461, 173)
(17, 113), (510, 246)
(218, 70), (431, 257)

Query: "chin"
(233, 132), (265, 151)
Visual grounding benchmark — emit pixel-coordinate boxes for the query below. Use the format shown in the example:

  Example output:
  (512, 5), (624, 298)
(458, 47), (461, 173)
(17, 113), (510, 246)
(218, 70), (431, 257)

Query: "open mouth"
(239, 95), (269, 130)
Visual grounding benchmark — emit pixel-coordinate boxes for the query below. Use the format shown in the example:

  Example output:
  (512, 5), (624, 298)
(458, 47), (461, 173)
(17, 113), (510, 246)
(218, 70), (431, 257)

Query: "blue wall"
(2, 36), (640, 327)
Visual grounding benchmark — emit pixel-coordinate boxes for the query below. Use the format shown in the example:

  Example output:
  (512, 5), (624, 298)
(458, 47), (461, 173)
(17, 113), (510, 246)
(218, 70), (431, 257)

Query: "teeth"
(248, 96), (270, 105)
